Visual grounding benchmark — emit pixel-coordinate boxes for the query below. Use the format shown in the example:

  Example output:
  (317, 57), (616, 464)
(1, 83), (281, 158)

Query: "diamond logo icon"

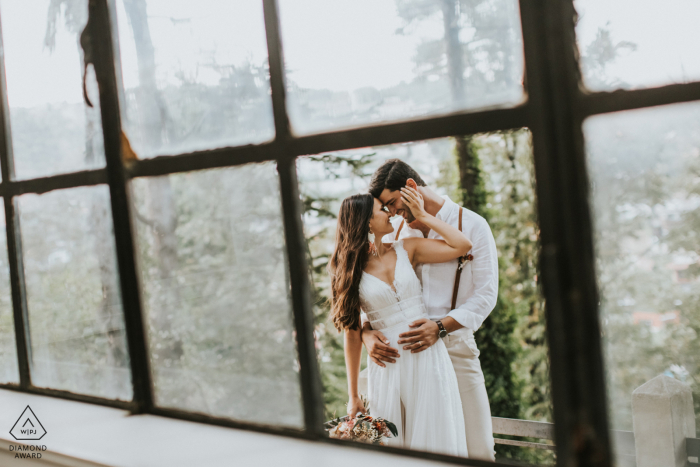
(10, 406), (46, 441)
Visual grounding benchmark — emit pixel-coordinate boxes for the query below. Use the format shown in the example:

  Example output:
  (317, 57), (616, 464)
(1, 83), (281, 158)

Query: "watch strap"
(436, 319), (447, 338)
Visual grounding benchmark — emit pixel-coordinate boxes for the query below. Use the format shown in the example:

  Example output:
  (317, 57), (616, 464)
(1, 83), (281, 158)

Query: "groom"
(361, 159), (498, 461)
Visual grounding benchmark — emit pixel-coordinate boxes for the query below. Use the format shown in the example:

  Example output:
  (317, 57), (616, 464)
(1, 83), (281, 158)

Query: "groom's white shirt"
(362, 195), (498, 337)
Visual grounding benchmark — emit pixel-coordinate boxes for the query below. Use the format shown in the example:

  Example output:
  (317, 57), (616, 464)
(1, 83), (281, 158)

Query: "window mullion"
(276, 156), (325, 435)
(2, 197), (31, 389)
(263, 0), (324, 435)
(87, 0), (153, 413)
(125, 105), (528, 179)
(0, 12), (31, 389)
(582, 80), (700, 117)
(0, 169), (108, 198)
(263, 0), (292, 142)
(519, 0), (613, 465)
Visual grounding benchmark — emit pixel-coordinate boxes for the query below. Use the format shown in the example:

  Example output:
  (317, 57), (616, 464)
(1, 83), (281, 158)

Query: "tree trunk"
(123, 0), (183, 363)
(80, 47), (127, 392)
(441, 0), (486, 219)
(441, 0), (465, 105)
(455, 135), (489, 218)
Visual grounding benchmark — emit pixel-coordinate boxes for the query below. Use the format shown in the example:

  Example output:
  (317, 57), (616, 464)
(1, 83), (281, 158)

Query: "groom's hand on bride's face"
(397, 319), (439, 353)
(362, 329), (400, 367)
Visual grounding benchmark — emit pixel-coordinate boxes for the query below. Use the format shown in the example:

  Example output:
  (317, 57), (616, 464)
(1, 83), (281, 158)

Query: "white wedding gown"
(360, 240), (468, 457)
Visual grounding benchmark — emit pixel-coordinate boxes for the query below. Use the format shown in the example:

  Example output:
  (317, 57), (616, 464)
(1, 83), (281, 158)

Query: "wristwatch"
(436, 320), (448, 338)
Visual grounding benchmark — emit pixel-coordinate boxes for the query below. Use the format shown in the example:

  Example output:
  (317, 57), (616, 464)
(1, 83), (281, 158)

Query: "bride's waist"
(365, 296), (428, 331)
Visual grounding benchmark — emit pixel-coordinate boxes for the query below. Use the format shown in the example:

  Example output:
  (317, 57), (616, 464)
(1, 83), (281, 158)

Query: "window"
(0, 0), (105, 179)
(115, 0), (275, 158)
(584, 101), (700, 466)
(131, 164), (304, 427)
(278, 0), (524, 135)
(298, 134), (555, 464)
(575, 0), (700, 91)
(0, 203), (16, 384)
(18, 186), (130, 399)
(0, 0), (697, 466)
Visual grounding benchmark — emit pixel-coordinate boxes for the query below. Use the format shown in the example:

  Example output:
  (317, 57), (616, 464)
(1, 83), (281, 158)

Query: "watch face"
(439, 329), (448, 338)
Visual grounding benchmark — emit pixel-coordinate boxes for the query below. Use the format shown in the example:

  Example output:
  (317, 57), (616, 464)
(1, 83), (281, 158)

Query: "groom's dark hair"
(369, 159), (427, 198)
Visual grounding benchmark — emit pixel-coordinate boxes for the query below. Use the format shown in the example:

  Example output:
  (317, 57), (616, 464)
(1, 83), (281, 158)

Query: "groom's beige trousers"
(443, 330), (496, 461)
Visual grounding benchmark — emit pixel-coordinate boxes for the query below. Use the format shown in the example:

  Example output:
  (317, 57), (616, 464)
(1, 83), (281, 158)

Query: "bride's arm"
(399, 187), (472, 266)
(345, 325), (366, 417)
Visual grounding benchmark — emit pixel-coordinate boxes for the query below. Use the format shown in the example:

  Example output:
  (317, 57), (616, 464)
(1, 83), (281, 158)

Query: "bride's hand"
(347, 395), (366, 418)
(401, 186), (427, 220)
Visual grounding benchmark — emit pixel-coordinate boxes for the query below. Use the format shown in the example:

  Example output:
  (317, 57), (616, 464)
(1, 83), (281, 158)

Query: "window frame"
(0, 0), (698, 465)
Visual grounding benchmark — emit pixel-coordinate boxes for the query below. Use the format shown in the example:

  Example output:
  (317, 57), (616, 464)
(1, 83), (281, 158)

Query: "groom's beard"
(400, 206), (416, 223)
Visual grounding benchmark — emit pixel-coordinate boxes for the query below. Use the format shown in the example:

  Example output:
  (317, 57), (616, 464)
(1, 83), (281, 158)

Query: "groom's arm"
(446, 216), (499, 332)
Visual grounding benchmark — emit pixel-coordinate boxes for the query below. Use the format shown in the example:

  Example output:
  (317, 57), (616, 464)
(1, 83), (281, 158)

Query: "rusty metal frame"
(0, 0), (698, 465)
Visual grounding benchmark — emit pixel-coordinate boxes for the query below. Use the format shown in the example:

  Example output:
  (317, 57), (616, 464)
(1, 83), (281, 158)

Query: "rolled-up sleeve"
(446, 217), (498, 331)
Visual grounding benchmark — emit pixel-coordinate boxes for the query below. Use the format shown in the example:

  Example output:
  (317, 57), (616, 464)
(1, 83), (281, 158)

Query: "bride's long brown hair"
(329, 193), (374, 332)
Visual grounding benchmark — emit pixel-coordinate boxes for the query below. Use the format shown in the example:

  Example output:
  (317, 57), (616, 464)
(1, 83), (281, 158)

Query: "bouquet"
(324, 395), (398, 445)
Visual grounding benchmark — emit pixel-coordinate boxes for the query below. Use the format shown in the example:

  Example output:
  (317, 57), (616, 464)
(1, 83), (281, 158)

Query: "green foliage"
(455, 136), (490, 218)
(477, 290), (521, 419)
(445, 131), (553, 463)
(586, 103), (700, 436)
(580, 24), (699, 441)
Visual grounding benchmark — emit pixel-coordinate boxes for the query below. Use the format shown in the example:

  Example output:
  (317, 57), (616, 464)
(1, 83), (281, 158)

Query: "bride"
(329, 187), (470, 457)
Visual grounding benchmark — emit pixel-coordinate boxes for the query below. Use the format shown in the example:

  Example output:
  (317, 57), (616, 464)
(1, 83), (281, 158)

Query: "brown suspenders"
(451, 209), (465, 310)
(394, 210), (465, 310)
(394, 219), (405, 241)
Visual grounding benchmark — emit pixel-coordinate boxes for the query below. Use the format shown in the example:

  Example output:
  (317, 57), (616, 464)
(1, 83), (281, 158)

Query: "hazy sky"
(575, 0), (700, 89)
(1, 0), (699, 108)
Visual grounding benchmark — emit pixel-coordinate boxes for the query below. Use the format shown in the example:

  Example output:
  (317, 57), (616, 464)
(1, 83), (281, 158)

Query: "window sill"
(0, 389), (439, 467)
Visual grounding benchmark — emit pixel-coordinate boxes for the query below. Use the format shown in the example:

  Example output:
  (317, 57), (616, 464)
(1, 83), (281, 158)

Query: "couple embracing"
(329, 159), (498, 460)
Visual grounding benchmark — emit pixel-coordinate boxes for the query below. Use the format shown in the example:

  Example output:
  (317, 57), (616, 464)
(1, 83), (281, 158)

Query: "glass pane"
(19, 186), (131, 399)
(0, 202), (18, 383)
(585, 102), (700, 465)
(576, 0), (700, 91)
(115, 0), (274, 159)
(131, 163), (303, 427)
(298, 134), (555, 463)
(279, 0), (525, 135)
(0, 0), (105, 179)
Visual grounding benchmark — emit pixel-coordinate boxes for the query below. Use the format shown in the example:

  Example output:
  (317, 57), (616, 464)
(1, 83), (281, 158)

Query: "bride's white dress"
(360, 240), (468, 457)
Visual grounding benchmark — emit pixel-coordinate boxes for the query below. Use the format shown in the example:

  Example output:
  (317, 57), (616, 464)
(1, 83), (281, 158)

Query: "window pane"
(115, 0), (274, 159)
(19, 186), (131, 399)
(131, 163), (303, 427)
(585, 102), (700, 465)
(279, 0), (525, 135)
(576, 0), (700, 91)
(0, 202), (18, 384)
(0, 0), (106, 180)
(298, 134), (555, 463)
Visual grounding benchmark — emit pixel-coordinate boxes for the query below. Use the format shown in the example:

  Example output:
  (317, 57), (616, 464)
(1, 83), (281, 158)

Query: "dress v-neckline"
(364, 245), (401, 295)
